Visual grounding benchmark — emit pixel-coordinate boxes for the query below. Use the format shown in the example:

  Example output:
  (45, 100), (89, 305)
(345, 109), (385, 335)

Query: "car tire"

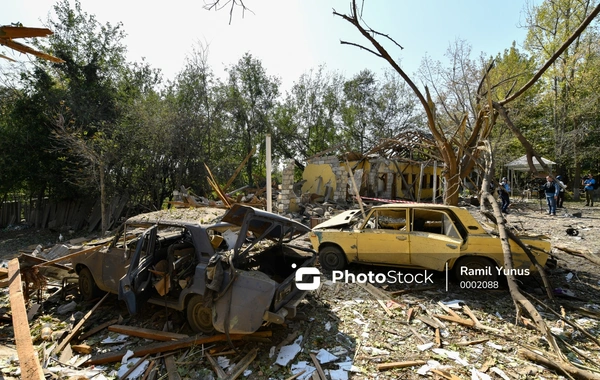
(319, 246), (347, 271)
(454, 256), (498, 282)
(78, 267), (103, 301)
(186, 295), (215, 334)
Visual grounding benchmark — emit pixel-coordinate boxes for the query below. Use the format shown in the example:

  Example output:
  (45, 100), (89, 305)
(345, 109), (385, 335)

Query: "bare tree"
(203, 0), (253, 24)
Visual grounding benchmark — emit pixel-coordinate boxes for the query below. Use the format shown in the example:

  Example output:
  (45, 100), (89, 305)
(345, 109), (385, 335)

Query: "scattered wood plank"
(86, 331), (272, 365)
(377, 360), (426, 371)
(7, 258), (45, 380)
(359, 283), (402, 309)
(71, 344), (93, 354)
(434, 314), (475, 327)
(430, 369), (463, 380)
(141, 359), (157, 380)
(54, 292), (109, 355)
(309, 352), (327, 380)
(437, 301), (461, 319)
(205, 353), (227, 379)
(108, 325), (189, 342)
(417, 315), (444, 330)
(164, 353), (181, 380)
(455, 338), (489, 346)
(284, 370), (306, 380)
(226, 347), (258, 380)
(408, 326), (428, 345)
(0, 267), (8, 279)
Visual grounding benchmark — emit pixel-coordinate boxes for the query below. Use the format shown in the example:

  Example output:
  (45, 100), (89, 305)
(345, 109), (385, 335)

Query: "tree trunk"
(100, 163), (108, 236)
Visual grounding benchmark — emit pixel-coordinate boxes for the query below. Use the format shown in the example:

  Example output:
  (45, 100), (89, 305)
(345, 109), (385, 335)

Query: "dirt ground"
(0, 199), (599, 379)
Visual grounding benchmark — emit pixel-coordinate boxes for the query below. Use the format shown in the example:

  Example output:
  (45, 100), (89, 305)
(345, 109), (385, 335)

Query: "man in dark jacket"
(543, 175), (560, 216)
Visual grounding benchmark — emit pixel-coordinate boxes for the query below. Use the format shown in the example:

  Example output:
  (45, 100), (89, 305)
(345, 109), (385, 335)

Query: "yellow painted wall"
(301, 163), (337, 196)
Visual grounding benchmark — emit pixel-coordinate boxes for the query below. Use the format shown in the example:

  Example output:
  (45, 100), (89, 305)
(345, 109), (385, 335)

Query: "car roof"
(371, 203), (461, 210)
(122, 218), (205, 229)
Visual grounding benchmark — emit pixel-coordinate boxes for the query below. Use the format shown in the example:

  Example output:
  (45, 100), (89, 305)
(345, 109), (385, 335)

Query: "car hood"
(312, 209), (362, 230)
(221, 204), (311, 257)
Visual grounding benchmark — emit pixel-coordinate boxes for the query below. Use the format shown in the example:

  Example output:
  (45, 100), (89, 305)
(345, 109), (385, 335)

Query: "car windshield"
(412, 209), (462, 240)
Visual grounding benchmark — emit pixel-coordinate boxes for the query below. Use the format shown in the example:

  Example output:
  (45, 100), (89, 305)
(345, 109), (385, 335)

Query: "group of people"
(494, 173), (596, 216)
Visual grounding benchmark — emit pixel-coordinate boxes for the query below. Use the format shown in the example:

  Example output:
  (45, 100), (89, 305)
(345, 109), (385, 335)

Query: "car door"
(119, 225), (158, 315)
(356, 208), (410, 265)
(101, 229), (133, 294)
(409, 209), (464, 271)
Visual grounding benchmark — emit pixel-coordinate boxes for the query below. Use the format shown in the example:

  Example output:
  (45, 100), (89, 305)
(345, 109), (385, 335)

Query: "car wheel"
(186, 295), (215, 334)
(454, 256), (498, 282)
(319, 246), (347, 271)
(78, 267), (102, 301)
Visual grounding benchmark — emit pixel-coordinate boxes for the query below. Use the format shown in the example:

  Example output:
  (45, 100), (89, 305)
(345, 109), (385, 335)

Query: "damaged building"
(278, 130), (444, 214)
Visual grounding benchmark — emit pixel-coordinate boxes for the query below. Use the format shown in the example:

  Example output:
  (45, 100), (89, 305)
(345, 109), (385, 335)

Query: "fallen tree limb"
(518, 349), (600, 380)
(480, 142), (564, 361)
(554, 244), (600, 266)
(525, 293), (600, 348)
(481, 209), (554, 300)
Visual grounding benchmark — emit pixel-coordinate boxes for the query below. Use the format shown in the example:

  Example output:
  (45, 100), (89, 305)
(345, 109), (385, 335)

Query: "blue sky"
(3, 1), (534, 92)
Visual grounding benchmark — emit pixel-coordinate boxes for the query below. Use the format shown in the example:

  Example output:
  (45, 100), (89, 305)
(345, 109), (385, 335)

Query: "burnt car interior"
(128, 219), (314, 305)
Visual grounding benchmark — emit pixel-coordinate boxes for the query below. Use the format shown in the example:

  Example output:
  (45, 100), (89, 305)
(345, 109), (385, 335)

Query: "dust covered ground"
(0, 200), (599, 379)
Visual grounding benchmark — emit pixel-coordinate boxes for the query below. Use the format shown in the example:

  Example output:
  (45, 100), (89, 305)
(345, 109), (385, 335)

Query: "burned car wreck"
(71, 204), (317, 334)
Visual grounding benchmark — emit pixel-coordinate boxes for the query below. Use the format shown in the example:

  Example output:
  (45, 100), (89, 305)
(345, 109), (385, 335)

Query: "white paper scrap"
(471, 367), (492, 380)
(275, 336), (303, 366)
(117, 357), (149, 380)
(101, 334), (129, 344)
(486, 341), (504, 351)
(442, 300), (465, 309)
(432, 348), (469, 366)
(291, 361), (316, 380)
(417, 360), (442, 375)
(316, 348), (338, 364)
(328, 368), (349, 380)
(417, 342), (434, 351)
(491, 367), (511, 380)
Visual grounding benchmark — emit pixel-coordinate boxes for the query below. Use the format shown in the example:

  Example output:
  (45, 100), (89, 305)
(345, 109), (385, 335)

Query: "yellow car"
(309, 204), (550, 282)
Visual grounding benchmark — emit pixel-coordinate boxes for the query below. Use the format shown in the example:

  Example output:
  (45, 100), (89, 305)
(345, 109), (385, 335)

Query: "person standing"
(543, 175), (560, 216)
(582, 173), (596, 207)
(498, 177), (511, 213)
(556, 175), (567, 208)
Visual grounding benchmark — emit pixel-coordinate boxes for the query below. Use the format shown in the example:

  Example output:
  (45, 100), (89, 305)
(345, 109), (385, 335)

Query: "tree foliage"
(3, 0), (600, 228)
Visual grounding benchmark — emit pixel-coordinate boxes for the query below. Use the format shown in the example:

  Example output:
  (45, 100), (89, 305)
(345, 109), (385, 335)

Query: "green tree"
(223, 53), (280, 187)
(523, 0), (600, 191)
(40, 0), (154, 233)
(273, 66), (344, 167)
